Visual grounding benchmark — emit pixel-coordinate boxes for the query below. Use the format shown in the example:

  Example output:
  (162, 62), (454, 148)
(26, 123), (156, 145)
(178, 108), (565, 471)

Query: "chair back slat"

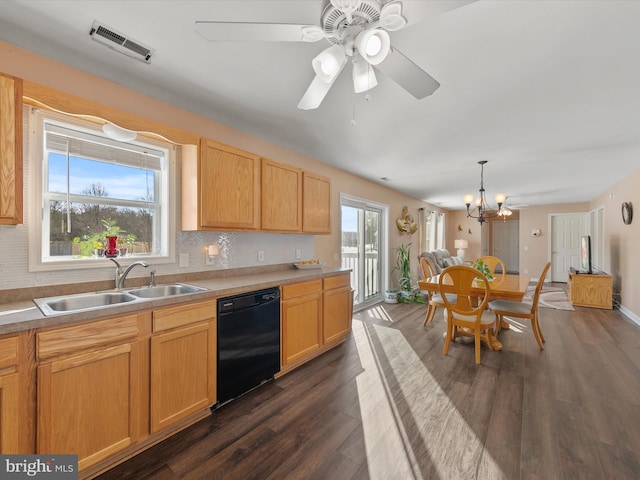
(479, 256), (507, 275)
(439, 266), (490, 322)
(530, 262), (552, 309)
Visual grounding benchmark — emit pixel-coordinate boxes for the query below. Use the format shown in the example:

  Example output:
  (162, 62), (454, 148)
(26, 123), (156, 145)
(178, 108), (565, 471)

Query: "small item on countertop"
(294, 259), (324, 269)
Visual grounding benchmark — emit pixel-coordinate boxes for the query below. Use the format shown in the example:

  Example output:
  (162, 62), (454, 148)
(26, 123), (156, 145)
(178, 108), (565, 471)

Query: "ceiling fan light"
(312, 44), (347, 82)
(352, 56), (377, 93)
(355, 29), (390, 65)
(380, 1), (407, 31)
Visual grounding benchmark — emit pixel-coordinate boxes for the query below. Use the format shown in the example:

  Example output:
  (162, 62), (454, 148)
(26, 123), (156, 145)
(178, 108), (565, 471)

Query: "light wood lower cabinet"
(0, 372), (19, 453)
(323, 273), (353, 344)
(281, 279), (323, 365)
(34, 301), (217, 478)
(567, 271), (612, 309)
(150, 300), (216, 433)
(0, 333), (20, 454)
(281, 273), (353, 371)
(38, 344), (140, 471)
(36, 315), (142, 471)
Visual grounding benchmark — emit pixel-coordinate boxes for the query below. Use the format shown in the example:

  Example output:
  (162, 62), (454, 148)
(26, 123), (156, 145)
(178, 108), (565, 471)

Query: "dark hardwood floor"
(97, 298), (640, 480)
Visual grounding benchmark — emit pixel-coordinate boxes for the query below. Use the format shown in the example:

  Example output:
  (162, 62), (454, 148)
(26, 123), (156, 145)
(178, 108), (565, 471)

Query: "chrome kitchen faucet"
(109, 258), (149, 289)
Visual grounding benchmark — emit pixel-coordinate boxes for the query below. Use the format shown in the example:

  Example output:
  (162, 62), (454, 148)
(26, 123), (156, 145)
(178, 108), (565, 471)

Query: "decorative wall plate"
(622, 202), (633, 225)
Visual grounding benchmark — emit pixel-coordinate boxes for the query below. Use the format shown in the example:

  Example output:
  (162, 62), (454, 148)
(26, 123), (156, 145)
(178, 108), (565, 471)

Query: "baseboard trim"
(619, 305), (640, 327)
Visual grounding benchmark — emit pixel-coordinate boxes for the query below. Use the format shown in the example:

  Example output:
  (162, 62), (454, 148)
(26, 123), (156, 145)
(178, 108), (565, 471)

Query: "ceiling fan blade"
(195, 22), (324, 42)
(375, 47), (440, 99)
(395, 0), (477, 29)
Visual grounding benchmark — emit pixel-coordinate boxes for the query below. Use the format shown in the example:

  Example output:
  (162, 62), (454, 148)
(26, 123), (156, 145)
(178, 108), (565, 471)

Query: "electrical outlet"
(179, 253), (189, 267)
(295, 248), (301, 259)
(258, 250), (264, 262)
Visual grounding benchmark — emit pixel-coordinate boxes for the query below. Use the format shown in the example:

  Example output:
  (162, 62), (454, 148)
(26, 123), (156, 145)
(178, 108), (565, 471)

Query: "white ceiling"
(1, 0), (639, 211)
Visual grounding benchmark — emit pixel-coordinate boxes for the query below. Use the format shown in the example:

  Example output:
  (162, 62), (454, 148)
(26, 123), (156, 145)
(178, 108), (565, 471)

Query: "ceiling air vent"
(89, 20), (154, 64)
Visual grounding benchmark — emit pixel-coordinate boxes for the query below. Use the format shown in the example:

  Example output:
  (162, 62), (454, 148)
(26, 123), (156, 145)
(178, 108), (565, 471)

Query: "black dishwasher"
(216, 287), (280, 406)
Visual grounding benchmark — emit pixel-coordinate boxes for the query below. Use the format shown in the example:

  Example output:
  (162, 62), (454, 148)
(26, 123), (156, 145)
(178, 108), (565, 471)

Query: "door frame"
(548, 212), (589, 282)
(339, 193), (389, 310)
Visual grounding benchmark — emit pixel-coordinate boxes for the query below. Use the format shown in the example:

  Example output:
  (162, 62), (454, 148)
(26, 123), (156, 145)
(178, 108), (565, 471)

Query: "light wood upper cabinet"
(182, 139), (260, 231)
(261, 158), (303, 232)
(182, 137), (331, 234)
(303, 172), (331, 234)
(0, 73), (23, 225)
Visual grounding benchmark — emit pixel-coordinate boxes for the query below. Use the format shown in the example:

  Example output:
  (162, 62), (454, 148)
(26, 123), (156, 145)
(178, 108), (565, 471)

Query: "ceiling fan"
(195, 0), (455, 110)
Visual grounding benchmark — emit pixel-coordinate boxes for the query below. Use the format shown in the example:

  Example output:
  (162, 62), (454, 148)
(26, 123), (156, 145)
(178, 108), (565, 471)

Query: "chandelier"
(463, 160), (506, 224)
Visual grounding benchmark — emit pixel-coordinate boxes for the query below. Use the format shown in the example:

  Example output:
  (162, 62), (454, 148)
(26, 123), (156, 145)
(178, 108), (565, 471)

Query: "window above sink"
(27, 108), (176, 272)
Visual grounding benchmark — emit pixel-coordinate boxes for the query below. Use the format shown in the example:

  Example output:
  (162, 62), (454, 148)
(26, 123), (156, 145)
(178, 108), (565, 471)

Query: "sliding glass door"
(340, 195), (387, 308)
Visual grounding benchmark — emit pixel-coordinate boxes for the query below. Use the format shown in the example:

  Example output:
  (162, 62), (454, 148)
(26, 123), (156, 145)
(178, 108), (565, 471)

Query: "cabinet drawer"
(281, 279), (322, 300)
(323, 274), (350, 291)
(153, 299), (217, 332)
(37, 315), (139, 361)
(0, 336), (18, 370)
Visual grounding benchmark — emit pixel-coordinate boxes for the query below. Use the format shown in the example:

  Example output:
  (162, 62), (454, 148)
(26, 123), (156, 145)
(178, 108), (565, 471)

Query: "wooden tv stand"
(567, 270), (612, 309)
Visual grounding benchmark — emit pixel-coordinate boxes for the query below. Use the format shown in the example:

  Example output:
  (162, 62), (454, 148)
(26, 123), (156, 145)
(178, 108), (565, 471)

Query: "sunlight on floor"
(352, 318), (505, 479)
(365, 305), (395, 322)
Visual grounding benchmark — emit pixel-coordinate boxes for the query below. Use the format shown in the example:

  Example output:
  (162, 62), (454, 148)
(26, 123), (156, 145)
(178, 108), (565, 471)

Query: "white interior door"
(550, 213), (588, 282)
(492, 221), (519, 273)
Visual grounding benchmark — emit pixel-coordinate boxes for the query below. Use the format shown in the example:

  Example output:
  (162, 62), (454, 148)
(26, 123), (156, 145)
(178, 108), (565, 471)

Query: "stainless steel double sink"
(34, 283), (207, 316)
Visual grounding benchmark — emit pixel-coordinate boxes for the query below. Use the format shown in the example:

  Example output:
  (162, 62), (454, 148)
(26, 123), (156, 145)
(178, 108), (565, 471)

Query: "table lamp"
(454, 239), (469, 261)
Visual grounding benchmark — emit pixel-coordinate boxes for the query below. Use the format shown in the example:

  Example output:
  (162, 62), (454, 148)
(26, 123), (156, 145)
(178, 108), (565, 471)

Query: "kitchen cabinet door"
(0, 373), (19, 453)
(303, 172), (331, 234)
(281, 280), (323, 365)
(183, 138), (260, 231)
(261, 158), (302, 232)
(150, 321), (216, 433)
(0, 335), (19, 454)
(0, 73), (23, 225)
(323, 274), (353, 344)
(37, 342), (141, 471)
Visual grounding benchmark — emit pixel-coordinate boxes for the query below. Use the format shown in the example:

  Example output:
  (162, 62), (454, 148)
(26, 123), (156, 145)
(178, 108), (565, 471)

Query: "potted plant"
(472, 258), (494, 281)
(117, 233), (136, 257)
(72, 219), (129, 258)
(392, 243), (424, 304)
(72, 232), (105, 257)
(384, 289), (399, 304)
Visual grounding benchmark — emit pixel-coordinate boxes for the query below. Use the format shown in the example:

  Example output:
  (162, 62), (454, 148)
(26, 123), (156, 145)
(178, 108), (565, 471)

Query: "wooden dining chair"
(479, 255), (507, 275)
(488, 262), (552, 349)
(419, 257), (456, 325)
(439, 265), (497, 364)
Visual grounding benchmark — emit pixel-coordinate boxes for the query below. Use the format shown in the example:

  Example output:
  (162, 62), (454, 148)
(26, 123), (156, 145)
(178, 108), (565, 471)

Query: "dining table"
(417, 272), (531, 351)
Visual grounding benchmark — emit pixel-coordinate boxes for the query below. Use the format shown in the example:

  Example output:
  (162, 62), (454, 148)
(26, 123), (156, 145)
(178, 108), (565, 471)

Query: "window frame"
(28, 108), (176, 272)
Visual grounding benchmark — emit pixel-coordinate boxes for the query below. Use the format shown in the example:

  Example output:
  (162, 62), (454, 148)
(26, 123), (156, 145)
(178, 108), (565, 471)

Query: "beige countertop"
(0, 266), (350, 335)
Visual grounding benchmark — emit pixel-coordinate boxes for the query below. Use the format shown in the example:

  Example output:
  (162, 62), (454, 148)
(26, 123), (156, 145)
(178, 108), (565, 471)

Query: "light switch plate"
(258, 250), (264, 262)
(179, 253), (189, 267)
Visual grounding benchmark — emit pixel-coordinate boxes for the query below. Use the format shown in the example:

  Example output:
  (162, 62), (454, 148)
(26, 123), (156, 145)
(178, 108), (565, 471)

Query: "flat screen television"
(580, 235), (593, 274)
